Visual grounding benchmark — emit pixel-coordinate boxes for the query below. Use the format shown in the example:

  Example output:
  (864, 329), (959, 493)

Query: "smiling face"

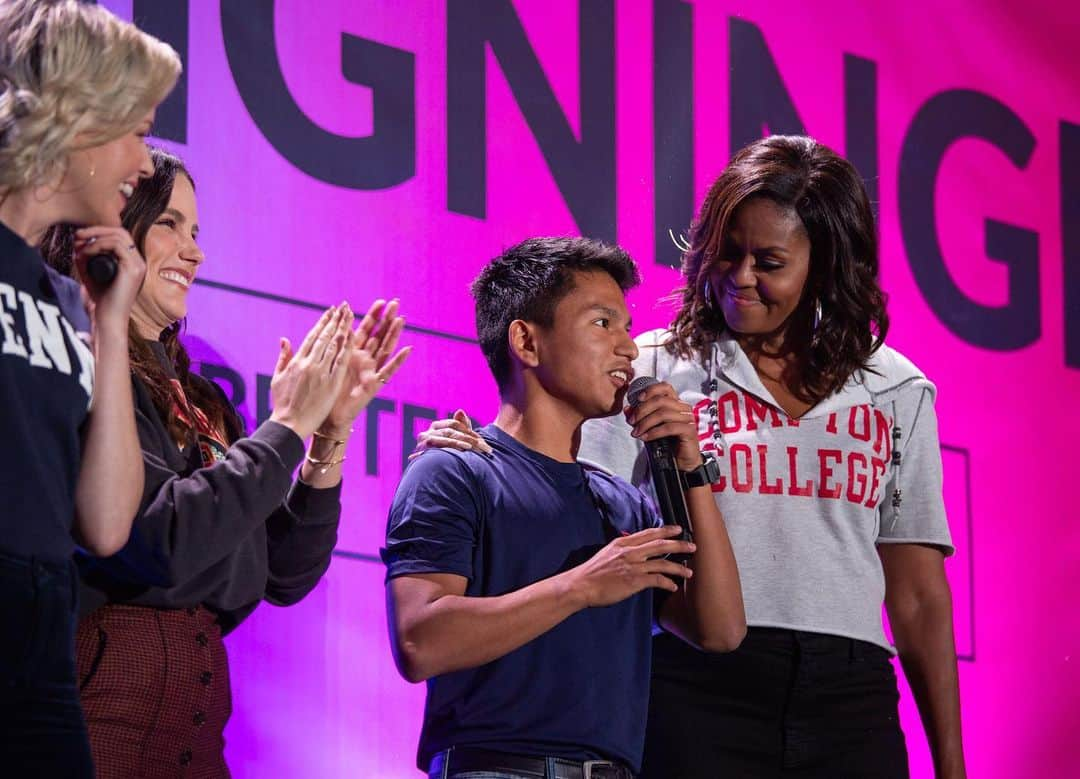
(130, 173), (203, 338)
(706, 197), (812, 348)
(64, 110), (155, 227)
(527, 270), (639, 421)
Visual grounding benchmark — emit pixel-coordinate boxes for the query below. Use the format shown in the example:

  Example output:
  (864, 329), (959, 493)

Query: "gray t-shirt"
(578, 329), (954, 652)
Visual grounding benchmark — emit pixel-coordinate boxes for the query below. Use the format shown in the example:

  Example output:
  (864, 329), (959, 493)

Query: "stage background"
(99, 1), (1080, 776)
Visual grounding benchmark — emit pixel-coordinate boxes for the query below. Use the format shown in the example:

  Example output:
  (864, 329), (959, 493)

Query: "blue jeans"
(0, 551), (93, 776)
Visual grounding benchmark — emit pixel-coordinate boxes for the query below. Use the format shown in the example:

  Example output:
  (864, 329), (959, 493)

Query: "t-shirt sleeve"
(579, 413), (652, 495)
(876, 387), (955, 555)
(638, 485), (665, 531)
(625, 478), (665, 533)
(381, 450), (482, 581)
(582, 467), (665, 538)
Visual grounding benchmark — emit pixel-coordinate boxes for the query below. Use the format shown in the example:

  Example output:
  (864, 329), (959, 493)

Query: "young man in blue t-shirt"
(383, 237), (745, 778)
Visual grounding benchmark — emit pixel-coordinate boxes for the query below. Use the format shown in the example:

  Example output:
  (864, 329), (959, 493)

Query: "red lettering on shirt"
(744, 394), (782, 431)
(684, 393), (892, 511)
(846, 451), (869, 503)
(787, 446), (814, 496)
(718, 390), (742, 433)
(729, 443), (753, 493)
(693, 398), (710, 440)
(758, 444), (783, 494)
(872, 410), (892, 459)
(817, 449), (843, 499)
(848, 405), (872, 442)
(865, 457), (887, 509)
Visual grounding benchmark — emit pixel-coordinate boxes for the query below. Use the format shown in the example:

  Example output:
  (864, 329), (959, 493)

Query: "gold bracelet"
(305, 453), (346, 474)
(308, 428), (351, 466)
(312, 428), (352, 445)
(308, 440), (343, 460)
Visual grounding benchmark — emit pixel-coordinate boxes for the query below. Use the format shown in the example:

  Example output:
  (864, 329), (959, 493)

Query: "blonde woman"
(0, 1), (180, 773)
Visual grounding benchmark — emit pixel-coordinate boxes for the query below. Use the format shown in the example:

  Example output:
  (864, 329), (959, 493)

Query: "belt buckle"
(582, 760), (614, 779)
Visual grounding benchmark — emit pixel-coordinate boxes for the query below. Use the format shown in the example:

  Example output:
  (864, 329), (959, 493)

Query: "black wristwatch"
(680, 452), (721, 489)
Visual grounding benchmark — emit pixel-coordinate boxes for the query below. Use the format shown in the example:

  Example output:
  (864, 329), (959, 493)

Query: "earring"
(702, 279), (714, 310)
(812, 299), (823, 336)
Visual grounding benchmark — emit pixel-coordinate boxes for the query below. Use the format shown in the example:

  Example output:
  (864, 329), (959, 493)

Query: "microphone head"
(627, 375), (659, 407)
(85, 252), (118, 286)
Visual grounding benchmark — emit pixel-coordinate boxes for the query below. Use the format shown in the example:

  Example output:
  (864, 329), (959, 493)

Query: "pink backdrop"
(101, 1), (1080, 776)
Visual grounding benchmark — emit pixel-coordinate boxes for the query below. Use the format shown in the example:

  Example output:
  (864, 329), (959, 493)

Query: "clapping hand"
(319, 298), (411, 437)
(269, 304), (355, 440)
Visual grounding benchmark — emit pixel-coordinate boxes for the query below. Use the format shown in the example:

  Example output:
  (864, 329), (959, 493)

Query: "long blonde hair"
(0, 0), (180, 192)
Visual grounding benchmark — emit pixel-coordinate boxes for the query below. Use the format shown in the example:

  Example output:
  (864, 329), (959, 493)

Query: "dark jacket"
(78, 349), (341, 634)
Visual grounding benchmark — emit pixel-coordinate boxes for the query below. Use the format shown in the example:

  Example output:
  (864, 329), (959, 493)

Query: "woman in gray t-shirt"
(580, 136), (963, 779)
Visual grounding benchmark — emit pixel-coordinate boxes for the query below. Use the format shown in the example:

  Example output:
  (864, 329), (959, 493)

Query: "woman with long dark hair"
(47, 148), (409, 776)
(421, 135), (966, 778)
(0, 1), (179, 773)
(584, 135), (964, 778)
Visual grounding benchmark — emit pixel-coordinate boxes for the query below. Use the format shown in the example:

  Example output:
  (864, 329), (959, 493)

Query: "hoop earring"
(812, 299), (823, 338)
(702, 279), (714, 310)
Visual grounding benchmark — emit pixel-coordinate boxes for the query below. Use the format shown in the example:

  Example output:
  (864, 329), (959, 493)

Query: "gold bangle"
(308, 430), (349, 464)
(312, 428), (352, 445)
(308, 440), (343, 459)
(305, 453), (345, 474)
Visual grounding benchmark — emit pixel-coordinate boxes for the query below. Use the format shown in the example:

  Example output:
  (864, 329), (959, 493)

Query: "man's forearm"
(659, 486), (746, 652)
(389, 571), (585, 683)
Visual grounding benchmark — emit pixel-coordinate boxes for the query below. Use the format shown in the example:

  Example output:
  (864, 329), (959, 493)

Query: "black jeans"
(0, 550), (93, 777)
(641, 627), (908, 779)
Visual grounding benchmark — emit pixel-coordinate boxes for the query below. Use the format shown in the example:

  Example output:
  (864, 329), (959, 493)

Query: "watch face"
(701, 453), (721, 484)
(685, 453), (721, 487)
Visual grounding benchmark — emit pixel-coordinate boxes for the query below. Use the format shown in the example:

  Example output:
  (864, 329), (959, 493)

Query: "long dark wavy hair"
(42, 147), (238, 446)
(667, 135), (889, 403)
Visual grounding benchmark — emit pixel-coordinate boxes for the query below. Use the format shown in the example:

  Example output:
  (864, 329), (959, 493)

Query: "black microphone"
(85, 252), (118, 286)
(627, 375), (694, 562)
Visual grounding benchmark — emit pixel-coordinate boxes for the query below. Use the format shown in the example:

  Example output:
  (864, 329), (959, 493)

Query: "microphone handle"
(644, 436), (694, 564)
(86, 252), (118, 286)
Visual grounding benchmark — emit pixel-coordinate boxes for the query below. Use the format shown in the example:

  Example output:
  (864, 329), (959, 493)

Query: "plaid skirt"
(76, 604), (232, 778)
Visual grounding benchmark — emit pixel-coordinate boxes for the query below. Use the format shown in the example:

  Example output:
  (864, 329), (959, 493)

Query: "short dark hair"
(471, 236), (640, 391)
(669, 134), (889, 403)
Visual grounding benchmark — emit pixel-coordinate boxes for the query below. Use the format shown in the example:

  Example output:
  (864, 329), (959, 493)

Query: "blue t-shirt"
(382, 425), (662, 773)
